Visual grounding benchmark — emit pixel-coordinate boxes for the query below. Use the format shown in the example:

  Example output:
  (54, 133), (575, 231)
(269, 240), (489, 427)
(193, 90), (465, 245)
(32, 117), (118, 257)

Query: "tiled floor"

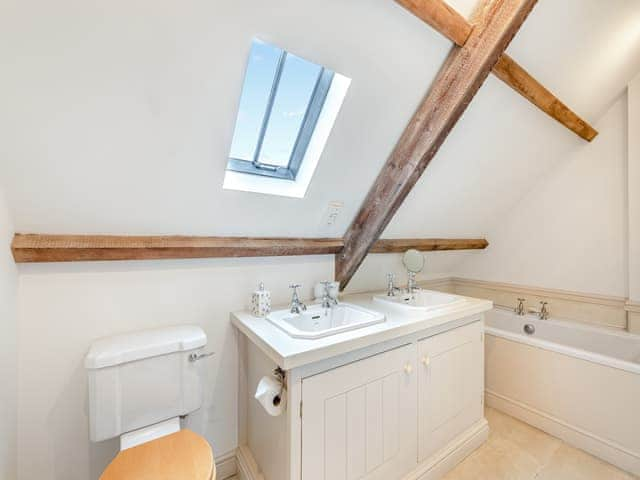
(442, 408), (638, 480)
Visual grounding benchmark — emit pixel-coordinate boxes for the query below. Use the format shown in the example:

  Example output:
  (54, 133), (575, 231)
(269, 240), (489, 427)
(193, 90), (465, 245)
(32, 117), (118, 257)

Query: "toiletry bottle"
(251, 282), (271, 317)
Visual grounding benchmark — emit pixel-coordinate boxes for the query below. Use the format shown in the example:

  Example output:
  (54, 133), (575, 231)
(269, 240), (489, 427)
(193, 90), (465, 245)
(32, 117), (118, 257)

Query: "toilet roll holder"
(272, 367), (286, 407)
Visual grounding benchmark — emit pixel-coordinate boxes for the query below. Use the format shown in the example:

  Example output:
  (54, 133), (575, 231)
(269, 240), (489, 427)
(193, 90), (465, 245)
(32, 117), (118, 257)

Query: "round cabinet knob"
(404, 363), (413, 374)
(421, 356), (430, 367)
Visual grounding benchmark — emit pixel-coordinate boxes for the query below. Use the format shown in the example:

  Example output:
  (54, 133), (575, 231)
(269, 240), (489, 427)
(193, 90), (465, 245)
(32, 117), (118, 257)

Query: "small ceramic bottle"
(251, 282), (271, 317)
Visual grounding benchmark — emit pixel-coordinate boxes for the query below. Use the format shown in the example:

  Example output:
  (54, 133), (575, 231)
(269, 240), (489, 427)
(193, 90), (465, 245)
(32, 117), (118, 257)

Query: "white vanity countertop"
(231, 291), (493, 370)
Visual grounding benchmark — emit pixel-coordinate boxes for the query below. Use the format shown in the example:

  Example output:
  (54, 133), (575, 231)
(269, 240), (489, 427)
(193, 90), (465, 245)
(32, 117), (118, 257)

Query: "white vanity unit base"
(233, 293), (493, 480)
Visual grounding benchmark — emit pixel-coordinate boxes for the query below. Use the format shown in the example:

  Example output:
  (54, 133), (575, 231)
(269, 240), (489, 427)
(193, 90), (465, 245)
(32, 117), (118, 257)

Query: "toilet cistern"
(85, 325), (216, 479)
(85, 325), (210, 448)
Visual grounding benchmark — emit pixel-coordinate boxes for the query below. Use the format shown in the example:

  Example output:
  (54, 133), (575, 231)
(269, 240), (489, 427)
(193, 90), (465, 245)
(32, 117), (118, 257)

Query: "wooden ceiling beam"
(396, 0), (472, 46)
(11, 235), (345, 262)
(492, 54), (598, 141)
(336, 0), (537, 290)
(370, 238), (489, 253)
(395, 0), (598, 142)
(11, 234), (488, 263)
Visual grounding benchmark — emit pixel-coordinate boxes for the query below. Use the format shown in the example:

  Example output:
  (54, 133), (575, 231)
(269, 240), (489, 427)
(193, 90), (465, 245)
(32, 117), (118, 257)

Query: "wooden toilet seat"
(100, 429), (215, 480)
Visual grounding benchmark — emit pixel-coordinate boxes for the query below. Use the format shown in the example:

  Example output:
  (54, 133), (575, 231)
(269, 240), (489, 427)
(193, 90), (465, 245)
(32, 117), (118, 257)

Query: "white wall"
(0, 188), (18, 479)
(0, 0), (455, 238)
(452, 94), (629, 298)
(1, 0), (639, 241)
(628, 75), (640, 303)
(15, 250), (456, 480)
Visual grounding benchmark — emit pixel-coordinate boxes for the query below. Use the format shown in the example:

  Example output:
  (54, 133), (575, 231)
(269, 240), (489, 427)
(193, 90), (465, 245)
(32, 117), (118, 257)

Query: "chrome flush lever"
(189, 351), (215, 362)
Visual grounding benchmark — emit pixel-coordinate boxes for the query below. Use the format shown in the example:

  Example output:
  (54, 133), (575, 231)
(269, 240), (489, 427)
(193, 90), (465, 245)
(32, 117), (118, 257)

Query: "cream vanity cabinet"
(301, 343), (418, 480)
(299, 321), (484, 480)
(418, 322), (484, 463)
(235, 312), (489, 480)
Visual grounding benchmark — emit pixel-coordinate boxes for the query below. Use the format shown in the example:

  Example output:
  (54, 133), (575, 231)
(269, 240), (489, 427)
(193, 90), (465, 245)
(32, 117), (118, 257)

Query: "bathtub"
(484, 308), (640, 476)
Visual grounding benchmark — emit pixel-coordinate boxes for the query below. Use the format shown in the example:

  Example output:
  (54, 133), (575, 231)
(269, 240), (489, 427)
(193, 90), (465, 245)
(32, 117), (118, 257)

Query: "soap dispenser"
(251, 282), (271, 318)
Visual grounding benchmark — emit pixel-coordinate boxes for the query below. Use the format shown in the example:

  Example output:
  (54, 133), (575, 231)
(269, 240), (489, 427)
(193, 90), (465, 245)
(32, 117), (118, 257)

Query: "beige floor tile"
(442, 433), (542, 480)
(534, 444), (638, 480)
(485, 408), (562, 467)
(443, 408), (638, 480)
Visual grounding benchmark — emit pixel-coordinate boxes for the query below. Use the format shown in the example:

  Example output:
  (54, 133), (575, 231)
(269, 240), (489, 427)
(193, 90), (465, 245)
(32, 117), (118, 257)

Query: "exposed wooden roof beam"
(370, 238), (489, 253)
(492, 54), (598, 141)
(396, 0), (472, 46)
(11, 235), (344, 262)
(11, 234), (488, 263)
(336, 0), (537, 290)
(396, 0), (598, 142)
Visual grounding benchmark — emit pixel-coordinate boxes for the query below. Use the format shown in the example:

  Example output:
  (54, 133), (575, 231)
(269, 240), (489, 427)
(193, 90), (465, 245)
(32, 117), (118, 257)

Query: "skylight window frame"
(227, 48), (335, 181)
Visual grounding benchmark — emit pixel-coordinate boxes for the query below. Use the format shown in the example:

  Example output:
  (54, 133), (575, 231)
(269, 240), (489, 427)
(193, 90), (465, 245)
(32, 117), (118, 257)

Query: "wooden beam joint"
(396, 0), (472, 46)
(336, 0), (538, 290)
(395, 0), (598, 141)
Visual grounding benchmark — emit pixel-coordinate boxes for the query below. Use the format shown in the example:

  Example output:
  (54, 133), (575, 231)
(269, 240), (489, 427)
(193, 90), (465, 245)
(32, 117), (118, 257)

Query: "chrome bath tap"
(539, 301), (550, 320)
(289, 284), (307, 314)
(514, 298), (526, 316)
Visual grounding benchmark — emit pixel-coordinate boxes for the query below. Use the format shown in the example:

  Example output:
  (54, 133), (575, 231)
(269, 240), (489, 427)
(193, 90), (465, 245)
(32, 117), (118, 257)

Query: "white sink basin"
(374, 289), (466, 312)
(267, 303), (385, 339)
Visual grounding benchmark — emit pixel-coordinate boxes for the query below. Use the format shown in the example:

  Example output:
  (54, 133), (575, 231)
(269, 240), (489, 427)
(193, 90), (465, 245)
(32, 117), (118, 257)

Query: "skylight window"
(224, 39), (350, 198)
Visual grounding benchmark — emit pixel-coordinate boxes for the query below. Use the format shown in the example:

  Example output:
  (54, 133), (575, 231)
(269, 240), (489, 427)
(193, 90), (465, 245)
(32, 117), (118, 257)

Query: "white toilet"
(85, 325), (215, 480)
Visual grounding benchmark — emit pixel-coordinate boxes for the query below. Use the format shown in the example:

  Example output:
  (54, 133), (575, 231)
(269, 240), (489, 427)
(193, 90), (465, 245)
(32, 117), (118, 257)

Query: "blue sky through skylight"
(229, 40), (282, 162)
(229, 39), (325, 168)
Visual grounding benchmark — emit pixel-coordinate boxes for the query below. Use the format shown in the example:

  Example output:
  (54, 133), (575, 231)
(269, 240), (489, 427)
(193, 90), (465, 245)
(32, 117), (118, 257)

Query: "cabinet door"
(301, 344), (417, 480)
(418, 321), (484, 462)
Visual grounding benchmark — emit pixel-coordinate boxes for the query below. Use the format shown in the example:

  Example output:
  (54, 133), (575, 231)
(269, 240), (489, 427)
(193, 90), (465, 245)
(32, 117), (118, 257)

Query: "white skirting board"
(215, 449), (240, 480)
(486, 390), (640, 476)
(236, 420), (489, 480)
(406, 419), (489, 480)
(236, 445), (265, 480)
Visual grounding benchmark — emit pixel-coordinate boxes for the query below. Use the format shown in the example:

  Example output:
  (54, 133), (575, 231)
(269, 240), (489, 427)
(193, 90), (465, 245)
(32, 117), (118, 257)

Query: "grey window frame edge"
(226, 63), (335, 182)
(287, 68), (334, 179)
(227, 157), (296, 180)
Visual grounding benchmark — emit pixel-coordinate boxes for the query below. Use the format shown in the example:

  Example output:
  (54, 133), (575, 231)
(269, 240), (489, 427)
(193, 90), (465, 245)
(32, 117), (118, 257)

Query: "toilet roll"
(255, 376), (286, 416)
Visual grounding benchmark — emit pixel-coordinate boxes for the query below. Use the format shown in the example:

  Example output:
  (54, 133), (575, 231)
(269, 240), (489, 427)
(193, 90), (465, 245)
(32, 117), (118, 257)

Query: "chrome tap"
(515, 298), (526, 316)
(539, 301), (550, 320)
(386, 273), (400, 297)
(289, 284), (307, 314)
(320, 281), (338, 309)
(406, 271), (419, 296)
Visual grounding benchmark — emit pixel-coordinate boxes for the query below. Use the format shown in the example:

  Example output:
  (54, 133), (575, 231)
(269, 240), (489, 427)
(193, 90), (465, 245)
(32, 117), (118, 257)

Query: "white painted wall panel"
(382, 373), (400, 462)
(628, 74), (640, 303)
(365, 379), (384, 472)
(301, 344), (417, 480)
(0, 188), (18, 479)
(346, 386), (366, 480)
(418, 322), (483, 462)
(325, 395), (347, 480)
(453, 95), (629, 297)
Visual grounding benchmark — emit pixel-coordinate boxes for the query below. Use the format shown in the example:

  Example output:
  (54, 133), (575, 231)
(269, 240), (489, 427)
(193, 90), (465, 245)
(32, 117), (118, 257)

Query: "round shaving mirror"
(402, 249), (425, 273)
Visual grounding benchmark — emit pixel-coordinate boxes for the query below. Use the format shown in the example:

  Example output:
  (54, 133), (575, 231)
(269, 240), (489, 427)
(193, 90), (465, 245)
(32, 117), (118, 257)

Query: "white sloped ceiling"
(0, 0), (639, 239)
